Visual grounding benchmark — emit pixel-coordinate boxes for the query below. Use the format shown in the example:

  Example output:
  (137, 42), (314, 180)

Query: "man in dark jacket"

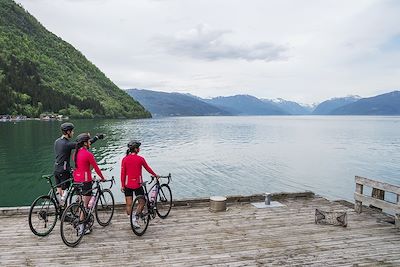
(54, 122), (104, 199)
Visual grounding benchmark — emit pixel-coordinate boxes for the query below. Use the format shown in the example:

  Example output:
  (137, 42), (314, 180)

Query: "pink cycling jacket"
(73, 147), (104, 182)
(121, 153), (157, 190)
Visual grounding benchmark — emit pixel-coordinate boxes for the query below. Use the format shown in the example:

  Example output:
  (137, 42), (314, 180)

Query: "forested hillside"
(0, 0), (150, 118)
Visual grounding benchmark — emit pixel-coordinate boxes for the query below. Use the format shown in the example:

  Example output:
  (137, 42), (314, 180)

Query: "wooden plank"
(355, 183), (363, 213)
(354, 192), (400, 212)
(355, 176), (400, 194)
(1, 194), (400, 266)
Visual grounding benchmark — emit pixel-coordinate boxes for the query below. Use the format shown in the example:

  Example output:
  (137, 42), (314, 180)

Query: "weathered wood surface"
(354, 176), (400, 229)
(354, 192), (400, 213)
(355, 176), (400, 195)
(1, 195), (400, 266)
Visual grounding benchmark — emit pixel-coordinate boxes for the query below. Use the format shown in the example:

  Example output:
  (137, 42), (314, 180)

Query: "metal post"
(265, 193), (271, 206)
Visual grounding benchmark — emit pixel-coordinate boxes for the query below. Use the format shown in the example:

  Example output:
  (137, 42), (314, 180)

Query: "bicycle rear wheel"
(28, 195), (58, 236)
(156, 184), (172, 219)
(60, 203), (85, 247)
(130, 195), (150, 236)
(95, 189), (115, 226)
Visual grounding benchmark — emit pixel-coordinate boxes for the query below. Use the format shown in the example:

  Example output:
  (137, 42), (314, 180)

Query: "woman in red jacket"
(120, 140), (158, 227)
(73, 133), (105, 234)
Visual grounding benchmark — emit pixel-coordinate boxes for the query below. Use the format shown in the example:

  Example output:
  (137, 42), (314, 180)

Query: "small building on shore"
(39, 113), (69, 121)
(0, 115), (27, 122)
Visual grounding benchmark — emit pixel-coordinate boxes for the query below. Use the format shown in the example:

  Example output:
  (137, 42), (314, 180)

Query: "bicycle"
(130, 173), (172, 236)
(28, 174), (79, 236)
(60, 176), (115, 247)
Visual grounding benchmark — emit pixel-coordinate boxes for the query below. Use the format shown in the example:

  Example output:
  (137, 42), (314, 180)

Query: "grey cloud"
(157, 25), (288, 62)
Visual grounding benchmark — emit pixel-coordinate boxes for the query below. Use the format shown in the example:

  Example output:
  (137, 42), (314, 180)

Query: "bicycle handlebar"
(94, 176), (115, 189)
(151, 173), (171, 184)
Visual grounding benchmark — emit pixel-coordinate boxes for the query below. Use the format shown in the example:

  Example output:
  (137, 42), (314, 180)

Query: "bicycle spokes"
(130, 195), (150, 236)
(156, 184), (172, 219)
(29, 196), (58, 236)
(60, 203), (85, 247)
(95, 189), (115, 226)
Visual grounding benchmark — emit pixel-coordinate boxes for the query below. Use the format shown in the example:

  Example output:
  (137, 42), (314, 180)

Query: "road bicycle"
(130, 174), (172, 236)
(28, 174), (78, 236)
(60, 177), (115, 247)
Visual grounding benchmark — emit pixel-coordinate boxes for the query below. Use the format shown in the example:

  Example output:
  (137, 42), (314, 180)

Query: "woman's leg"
(83, 196), (91, 208)
(125, 196), (133, 215)
(133, 187), (146, 214)
(137, 198), (145, 214)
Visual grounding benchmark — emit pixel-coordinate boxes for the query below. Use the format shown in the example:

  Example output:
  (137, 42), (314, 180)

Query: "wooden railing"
(354, 176), (400, 228)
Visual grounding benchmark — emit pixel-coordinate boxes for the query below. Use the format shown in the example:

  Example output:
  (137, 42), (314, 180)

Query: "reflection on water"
(1, 116), (400, 207)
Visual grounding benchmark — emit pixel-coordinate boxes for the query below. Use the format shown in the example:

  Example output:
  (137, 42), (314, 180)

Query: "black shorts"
(81, 182), (93, 196)
(124, 186), (144, 198)
(54, 171), (72, 190)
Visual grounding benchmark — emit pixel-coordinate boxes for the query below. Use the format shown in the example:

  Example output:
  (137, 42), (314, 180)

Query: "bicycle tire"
(130, 195), (150, 236)
(60, 203), (85, 247)
(95, 189), (115, 226)
(28, 195), (58, 236)
(156, 184), (172, 219)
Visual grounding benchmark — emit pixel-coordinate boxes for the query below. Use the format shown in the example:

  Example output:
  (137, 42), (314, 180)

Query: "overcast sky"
(17, 0), (400, 104)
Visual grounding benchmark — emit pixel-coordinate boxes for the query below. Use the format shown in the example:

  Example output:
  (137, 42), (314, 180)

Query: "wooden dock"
(1, 192), (400, 266)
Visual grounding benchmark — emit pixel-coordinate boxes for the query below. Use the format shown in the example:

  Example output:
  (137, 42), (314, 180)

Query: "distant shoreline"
(2, 114), (400, 123)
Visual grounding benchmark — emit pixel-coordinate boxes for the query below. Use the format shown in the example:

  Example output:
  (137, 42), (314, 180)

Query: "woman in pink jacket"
(73, 133), (105, 234)
(121, 140), (158, 227)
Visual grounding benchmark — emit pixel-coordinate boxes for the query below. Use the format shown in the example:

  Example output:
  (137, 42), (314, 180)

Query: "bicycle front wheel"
(95, 189), (115, 226)
(130, 195), (150, 236)
(67, 187), (81, 207)
(60, 203), (85, 247)
(28, 195), (58, 236)
(156, 184), (172, 219)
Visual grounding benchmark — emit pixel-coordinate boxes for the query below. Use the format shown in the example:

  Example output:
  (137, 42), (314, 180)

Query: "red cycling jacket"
(121, 153), (157, 190)
(73, 147), (104, 183)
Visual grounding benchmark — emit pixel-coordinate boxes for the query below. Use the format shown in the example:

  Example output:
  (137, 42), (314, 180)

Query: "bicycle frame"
(28, 174), (76, 237)
(73, 177), (115, 224)
(129, 174), (172, 236)
(141, 174), (172, 218)
(60, 176), (115, 247)
(43, 175), (73, 216)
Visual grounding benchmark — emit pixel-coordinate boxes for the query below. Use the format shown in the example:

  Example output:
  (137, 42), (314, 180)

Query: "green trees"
(0, 0), (151, 118)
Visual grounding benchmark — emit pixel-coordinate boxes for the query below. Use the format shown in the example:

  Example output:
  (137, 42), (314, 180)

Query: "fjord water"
(1, 116), (399, 207)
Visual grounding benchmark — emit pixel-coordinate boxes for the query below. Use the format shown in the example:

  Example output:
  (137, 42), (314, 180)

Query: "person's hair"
(126, 140), (141, 155)
(74, 141), (86, 168)
(126, 146), (139, 155)
(74, 133), (91, 168)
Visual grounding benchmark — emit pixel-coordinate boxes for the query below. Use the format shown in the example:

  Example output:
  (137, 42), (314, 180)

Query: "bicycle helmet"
(76, 133), (91, 143)
(60, 122), (74, 132)
(127, 140), (141, 149)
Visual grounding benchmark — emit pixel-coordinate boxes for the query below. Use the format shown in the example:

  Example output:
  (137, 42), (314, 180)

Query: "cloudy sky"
(17, 0), (400, 104)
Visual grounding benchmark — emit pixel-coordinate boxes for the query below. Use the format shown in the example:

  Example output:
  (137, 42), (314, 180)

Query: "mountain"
(262, 98), (311, 115)
(0, 0), (150, 118)
(312, 96), (361, 115)
(126, 89), (230, 117)
(204, 95), (288, 115)
(330, 91), (400, 115)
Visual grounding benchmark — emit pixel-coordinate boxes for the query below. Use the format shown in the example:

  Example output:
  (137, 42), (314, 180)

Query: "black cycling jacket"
(54, 136), (98, 173)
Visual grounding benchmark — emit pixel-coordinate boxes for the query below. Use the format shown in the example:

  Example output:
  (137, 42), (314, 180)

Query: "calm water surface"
(1, 116), (399, 207)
